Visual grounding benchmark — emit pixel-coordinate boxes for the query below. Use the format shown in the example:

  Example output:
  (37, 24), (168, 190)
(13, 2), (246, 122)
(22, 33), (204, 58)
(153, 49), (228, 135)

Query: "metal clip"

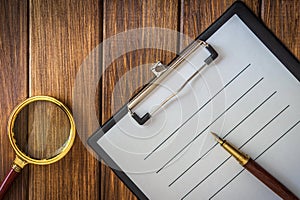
(128, 40), (218, 125)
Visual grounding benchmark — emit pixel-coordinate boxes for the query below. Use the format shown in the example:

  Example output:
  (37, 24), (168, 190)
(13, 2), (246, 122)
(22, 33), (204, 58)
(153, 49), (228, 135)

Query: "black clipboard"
(88, 1), (300, 199)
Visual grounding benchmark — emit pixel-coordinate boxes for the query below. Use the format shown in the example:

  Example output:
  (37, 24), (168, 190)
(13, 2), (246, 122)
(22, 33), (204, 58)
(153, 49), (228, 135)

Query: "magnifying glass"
(0, 96), (76, 199)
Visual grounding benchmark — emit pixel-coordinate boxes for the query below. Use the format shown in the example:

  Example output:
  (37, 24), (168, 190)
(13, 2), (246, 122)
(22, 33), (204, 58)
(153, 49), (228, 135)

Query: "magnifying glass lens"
(12, 100), (71, 160)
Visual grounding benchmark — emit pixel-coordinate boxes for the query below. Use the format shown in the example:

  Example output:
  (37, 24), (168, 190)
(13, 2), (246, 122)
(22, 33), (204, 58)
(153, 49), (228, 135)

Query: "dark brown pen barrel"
(244, 158), (299, 200)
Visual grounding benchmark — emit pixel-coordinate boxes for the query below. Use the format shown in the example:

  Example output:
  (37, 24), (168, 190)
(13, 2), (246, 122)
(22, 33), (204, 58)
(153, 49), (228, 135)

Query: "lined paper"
(97, 15), (300, 199)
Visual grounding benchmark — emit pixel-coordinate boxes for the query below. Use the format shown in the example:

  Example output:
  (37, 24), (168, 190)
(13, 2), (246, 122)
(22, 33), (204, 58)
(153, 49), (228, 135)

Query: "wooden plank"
(29, 0), (101, 199)
(180, 0), (260, 48)
(0, 0), (28, 199)
(101, 0), (179, 199)
(261, 0), (299, 58)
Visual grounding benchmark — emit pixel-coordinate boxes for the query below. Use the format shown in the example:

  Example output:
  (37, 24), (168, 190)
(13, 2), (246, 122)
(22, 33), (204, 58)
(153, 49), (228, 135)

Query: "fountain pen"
(211, 132), (299, 200)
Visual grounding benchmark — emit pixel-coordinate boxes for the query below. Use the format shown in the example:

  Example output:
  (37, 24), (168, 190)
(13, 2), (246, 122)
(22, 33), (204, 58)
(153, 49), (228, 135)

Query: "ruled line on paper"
(209, 168), (245, 200)
(156, 77), (264, 173)
(254, 120), (300, 159)
(239, 104), (289, 149)
(144, 63), (251, 160)
(181, 105), (290, 200)
(209, 120), (300, 200)
(168, 91), (277, 187)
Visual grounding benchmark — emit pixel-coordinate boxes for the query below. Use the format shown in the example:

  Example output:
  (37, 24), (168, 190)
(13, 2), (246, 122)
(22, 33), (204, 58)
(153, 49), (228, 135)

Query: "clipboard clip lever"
(151, 61), (167, 77)
(128, 40), (218, 125)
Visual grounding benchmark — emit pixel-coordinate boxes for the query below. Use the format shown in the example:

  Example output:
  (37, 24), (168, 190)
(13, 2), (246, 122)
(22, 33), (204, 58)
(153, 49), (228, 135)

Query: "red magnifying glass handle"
(0, 166), (21, 200)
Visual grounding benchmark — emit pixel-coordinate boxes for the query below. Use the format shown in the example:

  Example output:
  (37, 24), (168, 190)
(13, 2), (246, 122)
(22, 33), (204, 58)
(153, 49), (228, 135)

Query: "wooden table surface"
(0, 0), (298, 199)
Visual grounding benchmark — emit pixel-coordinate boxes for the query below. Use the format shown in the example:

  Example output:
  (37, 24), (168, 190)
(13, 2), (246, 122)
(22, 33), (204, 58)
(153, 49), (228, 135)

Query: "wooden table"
(0, 0), (298, 199)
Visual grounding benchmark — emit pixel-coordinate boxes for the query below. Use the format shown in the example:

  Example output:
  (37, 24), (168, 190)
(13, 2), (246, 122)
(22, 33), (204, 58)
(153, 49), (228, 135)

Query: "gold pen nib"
(211, 131), (250, 165)
(210, 132), (224, 144)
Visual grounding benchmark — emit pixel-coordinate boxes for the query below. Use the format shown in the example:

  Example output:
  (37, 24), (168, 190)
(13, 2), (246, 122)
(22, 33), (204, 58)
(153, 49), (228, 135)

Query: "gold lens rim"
(7, 96), (76, 166)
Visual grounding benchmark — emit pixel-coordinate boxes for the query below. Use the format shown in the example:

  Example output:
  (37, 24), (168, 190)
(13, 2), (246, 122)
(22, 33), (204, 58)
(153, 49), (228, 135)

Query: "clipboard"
(88, 1), (300, 199)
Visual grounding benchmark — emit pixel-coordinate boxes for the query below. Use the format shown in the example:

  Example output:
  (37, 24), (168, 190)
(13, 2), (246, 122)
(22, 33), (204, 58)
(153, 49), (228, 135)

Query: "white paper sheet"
(97, 15), (300, 199)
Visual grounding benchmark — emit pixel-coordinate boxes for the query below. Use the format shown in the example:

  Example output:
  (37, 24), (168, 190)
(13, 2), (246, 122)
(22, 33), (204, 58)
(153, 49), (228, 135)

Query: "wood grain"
(101, 0), (179, 199)
(261, 0), (299, 58)
(0, 0), (28, 199)
(29, 0), (100, 199)
(179, 0), (260, 49)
